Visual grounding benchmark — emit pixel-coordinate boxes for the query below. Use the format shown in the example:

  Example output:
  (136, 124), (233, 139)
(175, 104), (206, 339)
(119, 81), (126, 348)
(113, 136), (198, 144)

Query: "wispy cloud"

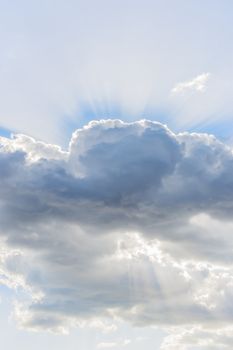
(172, 73), (210, 94)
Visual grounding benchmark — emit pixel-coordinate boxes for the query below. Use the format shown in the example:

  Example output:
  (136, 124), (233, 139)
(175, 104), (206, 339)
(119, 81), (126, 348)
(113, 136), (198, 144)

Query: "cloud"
(161, 326), (233, 350)
(172, 73), (210, 94)
(1, 120), (233, 348)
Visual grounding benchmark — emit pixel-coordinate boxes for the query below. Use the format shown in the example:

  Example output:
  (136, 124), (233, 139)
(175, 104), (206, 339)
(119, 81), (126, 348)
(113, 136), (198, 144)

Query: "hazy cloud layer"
(1, 119), (233, 349)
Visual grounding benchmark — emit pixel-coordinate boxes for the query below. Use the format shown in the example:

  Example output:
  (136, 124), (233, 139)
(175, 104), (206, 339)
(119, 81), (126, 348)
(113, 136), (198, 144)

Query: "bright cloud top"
(172, 73), (210, 94)
(1, 119), (233, 349)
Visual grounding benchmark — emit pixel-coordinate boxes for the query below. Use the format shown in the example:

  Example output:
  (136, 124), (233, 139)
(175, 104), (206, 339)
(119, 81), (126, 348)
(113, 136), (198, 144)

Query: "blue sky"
(1, 0), (233, 144)
(1, 1), (233, 350)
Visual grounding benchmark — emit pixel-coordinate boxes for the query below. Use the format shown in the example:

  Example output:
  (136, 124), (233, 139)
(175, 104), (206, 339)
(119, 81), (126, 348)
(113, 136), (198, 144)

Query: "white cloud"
(0, 134), (67, 162)
(161, 326), (233, 350)
(1, 120), (233, 348)
(172, 73), (210, 94)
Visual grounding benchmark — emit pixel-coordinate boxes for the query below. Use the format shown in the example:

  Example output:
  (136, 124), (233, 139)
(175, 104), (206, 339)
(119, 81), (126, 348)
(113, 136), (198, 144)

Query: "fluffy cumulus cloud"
(1, 119), (233, 348)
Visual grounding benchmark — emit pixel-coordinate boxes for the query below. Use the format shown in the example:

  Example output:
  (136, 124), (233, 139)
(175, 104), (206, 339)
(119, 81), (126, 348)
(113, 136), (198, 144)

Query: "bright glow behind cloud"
(1, 1), (233, 143)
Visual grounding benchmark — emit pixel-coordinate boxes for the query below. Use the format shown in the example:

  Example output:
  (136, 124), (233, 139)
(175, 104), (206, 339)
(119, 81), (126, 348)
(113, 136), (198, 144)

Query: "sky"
(1, 1), (233, 349)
